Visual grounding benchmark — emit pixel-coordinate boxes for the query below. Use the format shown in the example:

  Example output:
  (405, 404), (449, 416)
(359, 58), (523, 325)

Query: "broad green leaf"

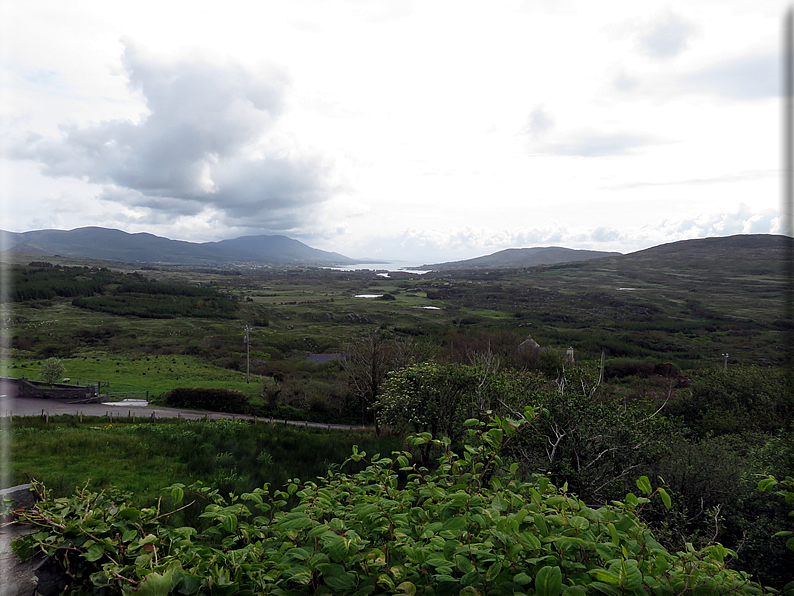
(443, 539), (457, 559)
(456, 554), (474, 574)
(486, 560), (503, 581)
(221, 514), (237, 533)
(171, 486), (184, 504)
(396, 581), (417, 595)
(136, 570), (174, 596)
(658, 488), (672, 510)
(442, 516), (466, 532)
(427, 557), (451, 568)
(324, 534), (350, 562)
(535, 565), (562, 596)
(569, 516), (590, 531)
(609, 559), (642, 590)
(607, 522), (620, 546)
(636, 476), (652, 496)
(284, 565), (313, 585)
(83, 543), (104, 562)
(533, 513), (549, 537)
(320, 563), (357, 591)
(589, 569), (621, 584)
(285, 547), (311, 561)
(588, 581), (623, 596)
(308, 523), (332, 537)
(117, 507), (140, 520)
(279, 511), (312, 530)
(518, 531), (541, 550)
(176, 574), (203, 595)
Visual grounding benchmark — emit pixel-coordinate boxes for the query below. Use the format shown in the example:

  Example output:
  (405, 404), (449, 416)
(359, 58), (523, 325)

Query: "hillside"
(0, 227), (357, 267)
(420, 246), (621, 270)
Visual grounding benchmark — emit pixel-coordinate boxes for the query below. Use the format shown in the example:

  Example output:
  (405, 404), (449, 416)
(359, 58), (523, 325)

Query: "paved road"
(0, 382), (364, 431)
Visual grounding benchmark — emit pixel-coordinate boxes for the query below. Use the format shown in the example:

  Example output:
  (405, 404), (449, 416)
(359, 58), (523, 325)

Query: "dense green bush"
(163, 387), (250, 414)
(15, 414), (770, 595)
(603, 358), (656, 380)
(667, 367), (793, 436)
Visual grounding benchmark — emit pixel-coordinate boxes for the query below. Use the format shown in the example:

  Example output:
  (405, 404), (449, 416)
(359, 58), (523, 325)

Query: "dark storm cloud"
(15, 43), (333, 229)
(682, 53), (778, 100)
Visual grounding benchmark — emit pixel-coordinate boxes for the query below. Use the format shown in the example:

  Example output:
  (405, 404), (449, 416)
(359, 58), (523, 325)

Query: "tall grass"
(7, 416), (402, 507)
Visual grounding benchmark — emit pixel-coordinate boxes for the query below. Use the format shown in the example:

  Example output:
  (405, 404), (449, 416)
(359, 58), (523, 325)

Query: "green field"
(8, 354), (264, 399)
(6, 415), (402, 506)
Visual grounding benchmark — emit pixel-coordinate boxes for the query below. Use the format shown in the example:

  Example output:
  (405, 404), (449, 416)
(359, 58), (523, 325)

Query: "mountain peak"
(0, 227), (357, 267)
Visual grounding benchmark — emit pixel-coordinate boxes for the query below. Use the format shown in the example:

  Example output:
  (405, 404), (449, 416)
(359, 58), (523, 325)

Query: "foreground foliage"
(15, 412), (770, 595)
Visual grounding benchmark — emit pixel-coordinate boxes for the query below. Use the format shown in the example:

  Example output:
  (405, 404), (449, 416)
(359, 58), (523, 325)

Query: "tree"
(376, 362), (482, 463)
(509, 365), (672, 503)
(377, 362), (554, 464)
(342, 331), (424, 433)
(39, 357), (65, 385)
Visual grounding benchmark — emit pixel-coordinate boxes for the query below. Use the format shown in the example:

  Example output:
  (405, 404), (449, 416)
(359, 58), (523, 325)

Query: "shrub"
(15, 413), (770, 595)
(668, 366), (793, 436)
(163, 387), (250, 414)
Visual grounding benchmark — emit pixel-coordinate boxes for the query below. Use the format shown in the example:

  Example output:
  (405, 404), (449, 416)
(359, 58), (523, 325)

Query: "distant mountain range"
(0, 227), (357, 267)
(1, 227), (787, 271)
(419, 247), (623, 270)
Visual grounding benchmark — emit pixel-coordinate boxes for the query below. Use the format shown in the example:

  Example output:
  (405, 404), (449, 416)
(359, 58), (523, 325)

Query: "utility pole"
(244, 325), (251, 383)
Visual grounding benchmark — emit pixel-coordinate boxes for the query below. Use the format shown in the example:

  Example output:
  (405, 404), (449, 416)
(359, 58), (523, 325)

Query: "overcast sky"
(0, 1), (786, 262)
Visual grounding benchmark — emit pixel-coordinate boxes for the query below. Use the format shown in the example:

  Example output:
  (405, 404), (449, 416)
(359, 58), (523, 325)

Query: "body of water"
(325, 262), (431, 274)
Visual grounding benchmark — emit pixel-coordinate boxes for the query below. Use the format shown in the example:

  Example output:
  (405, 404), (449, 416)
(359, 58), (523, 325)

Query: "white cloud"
(547, 131), (658, 157)
(638, 12), (696, 59)
(681, 52), (779, 100)
(10, 43), (335, 232)
(525, 106), (555, 139)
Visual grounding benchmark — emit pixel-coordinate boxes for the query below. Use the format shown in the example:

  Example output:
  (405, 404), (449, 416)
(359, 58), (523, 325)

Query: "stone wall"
(2, 377), (99, 402)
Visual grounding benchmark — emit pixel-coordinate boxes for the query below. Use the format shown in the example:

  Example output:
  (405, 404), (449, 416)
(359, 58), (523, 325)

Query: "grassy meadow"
(8, 354), (264, 399)
(7, 415), (403, 507)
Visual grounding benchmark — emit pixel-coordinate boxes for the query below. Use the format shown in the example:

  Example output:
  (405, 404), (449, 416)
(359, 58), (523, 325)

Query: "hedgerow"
(15, 410), (770, 595)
